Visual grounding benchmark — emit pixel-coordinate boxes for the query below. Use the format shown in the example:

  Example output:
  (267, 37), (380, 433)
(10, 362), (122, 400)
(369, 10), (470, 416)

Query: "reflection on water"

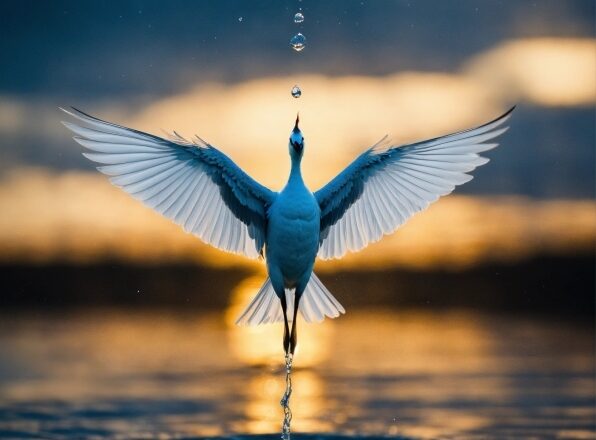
(0, 306), (593, 439)
(226, 276), (334, 367)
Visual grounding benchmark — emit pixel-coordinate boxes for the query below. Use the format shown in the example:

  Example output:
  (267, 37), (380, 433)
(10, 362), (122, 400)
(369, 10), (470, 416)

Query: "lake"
(0, 306), (593, 439)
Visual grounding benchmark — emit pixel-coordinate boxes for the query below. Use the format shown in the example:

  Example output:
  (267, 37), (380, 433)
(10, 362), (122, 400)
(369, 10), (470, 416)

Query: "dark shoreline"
(324, 252), (595, 318)
(0, 252), (593, 319)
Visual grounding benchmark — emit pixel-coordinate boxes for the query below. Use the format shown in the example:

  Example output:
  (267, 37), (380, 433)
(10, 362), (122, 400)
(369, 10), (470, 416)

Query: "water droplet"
(294, 12), (304, 23)
(291, 85), (301, 98)
(290, 33), (306, 52)
(238, 16), (243, 22)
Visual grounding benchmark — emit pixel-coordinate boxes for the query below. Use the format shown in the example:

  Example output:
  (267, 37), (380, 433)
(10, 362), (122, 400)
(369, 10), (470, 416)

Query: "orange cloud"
(465, 38), (596, 107)
(0, 169), (593, 270)
(126, 72), (499, 191)
(105, 37), (593, 192)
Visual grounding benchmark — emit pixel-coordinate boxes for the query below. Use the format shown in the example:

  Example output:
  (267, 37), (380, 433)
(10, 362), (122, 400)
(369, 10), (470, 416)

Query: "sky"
(0, 0), (594, 197)
(0, 0), (594, 268)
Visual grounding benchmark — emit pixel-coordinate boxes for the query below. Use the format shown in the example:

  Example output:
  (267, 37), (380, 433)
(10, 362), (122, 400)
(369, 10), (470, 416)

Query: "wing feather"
(315, 107), (514, 259)
(62, 107), (276, 258)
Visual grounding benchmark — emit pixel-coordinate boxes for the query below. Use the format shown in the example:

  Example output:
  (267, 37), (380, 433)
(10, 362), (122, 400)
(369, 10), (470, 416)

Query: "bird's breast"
(266, 190), (320, 284)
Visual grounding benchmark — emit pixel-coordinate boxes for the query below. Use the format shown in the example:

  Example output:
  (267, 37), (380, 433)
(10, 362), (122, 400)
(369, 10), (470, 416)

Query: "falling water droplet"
(291, 85), (302, 98)
(238, 16), (243, 22)
(293, 12), (304, 23)
(290, 33), (306, 52)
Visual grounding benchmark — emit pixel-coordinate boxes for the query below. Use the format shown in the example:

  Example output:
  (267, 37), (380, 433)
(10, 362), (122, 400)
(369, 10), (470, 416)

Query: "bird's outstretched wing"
(61, 108), (276, 258)
(314, 107), (514, 259)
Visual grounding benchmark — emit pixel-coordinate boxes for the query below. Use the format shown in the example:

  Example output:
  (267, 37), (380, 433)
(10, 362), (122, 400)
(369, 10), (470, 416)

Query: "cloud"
(0, 169), (593, 270)
(127, 72), (499, 191)
(0, 99), (27, 135)
(465, 38), (596, 107)
(1, 37), (594, 184)
(119, 37), (594, 190)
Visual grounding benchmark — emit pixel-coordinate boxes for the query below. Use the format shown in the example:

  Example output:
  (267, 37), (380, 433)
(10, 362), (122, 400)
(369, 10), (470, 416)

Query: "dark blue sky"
(1, 0), (593, 99)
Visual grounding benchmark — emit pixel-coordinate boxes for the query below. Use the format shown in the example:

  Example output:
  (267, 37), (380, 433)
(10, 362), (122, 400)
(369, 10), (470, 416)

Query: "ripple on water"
(0, 309), (593, 439)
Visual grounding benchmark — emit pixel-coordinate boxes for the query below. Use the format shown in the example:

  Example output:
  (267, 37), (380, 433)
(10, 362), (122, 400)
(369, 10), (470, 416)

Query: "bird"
(61, 106), (514, 355)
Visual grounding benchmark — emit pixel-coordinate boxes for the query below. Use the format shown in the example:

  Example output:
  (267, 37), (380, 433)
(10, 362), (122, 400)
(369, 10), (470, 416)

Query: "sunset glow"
(0, 169), (593, 270)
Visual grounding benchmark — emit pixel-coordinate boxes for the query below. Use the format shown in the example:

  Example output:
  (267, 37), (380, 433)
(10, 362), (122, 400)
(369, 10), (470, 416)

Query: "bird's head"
(289, 113), (304, 159)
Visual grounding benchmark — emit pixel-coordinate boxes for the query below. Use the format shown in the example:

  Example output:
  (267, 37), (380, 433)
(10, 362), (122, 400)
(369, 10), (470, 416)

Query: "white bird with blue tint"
(61, 106), (514, 354)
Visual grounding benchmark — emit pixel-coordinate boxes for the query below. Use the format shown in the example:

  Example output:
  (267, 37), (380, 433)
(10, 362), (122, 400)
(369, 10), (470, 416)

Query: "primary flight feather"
(62, 106), (514, 354)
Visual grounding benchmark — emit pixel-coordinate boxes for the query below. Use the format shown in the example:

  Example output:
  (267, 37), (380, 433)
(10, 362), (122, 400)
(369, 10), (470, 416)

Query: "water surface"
(0, 309), (593, 439)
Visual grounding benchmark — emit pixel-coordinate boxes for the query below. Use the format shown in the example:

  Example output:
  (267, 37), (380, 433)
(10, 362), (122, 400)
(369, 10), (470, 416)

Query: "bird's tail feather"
(235, 272), (345, 326)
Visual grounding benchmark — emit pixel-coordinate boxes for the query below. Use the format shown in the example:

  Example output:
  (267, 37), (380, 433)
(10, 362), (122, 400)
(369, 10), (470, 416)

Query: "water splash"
(280, 353), (293, 440)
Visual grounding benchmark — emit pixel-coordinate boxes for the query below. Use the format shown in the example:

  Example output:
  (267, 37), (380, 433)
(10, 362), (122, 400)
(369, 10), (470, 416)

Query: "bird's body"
(62, 106), (514, 355)
(267, 184), (319, 290)
(267, 151), (320, 288)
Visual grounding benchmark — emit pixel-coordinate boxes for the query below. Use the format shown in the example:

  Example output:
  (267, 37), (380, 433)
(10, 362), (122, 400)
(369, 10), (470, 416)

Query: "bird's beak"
(294, 113), (300, 132)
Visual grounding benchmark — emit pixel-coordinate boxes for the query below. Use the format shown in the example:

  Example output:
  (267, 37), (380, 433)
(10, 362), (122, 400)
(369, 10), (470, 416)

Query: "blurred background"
(0, 1), (594, 439)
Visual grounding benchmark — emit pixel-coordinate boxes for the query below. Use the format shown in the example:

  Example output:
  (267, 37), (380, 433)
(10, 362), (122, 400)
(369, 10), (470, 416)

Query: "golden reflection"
(0, 310), (593, 437)
(397, 411), (491, 439)
(225, 275), (334, 367)
(242, 370), (329, 434)
(330, 310), (501, 375)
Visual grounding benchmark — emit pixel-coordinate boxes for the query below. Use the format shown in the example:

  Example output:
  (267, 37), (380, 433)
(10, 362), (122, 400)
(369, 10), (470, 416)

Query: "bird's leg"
(289, 291), (301, 355)
(280, 293), (291, 355)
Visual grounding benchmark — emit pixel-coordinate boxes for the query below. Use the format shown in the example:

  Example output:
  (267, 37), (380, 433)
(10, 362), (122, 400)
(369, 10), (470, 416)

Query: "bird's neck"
(288, 156), (304, 186)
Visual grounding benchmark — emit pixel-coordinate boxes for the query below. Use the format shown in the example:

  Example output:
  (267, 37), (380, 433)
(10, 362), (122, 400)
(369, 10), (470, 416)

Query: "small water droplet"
(290, 33), (306, 52)
(238, 16), (243, 22)
(293, 12), (304, 23)
(291, 85), (301, 98)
